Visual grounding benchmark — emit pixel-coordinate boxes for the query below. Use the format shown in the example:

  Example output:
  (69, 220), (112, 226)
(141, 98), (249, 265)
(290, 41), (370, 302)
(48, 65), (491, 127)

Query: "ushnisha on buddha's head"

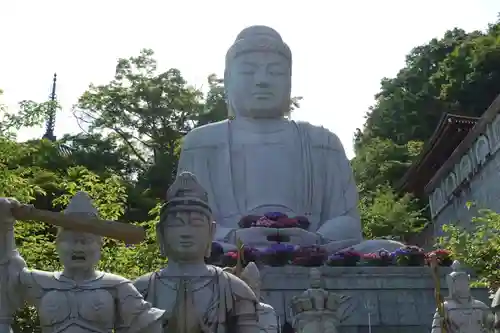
(157, 172), (216, 262)
(55, 192), (103, 270)
(224, 25), (292, 119)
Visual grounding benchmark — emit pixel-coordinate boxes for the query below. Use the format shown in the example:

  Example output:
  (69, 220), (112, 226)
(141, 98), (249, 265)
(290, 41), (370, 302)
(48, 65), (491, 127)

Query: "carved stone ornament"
(290, 268), (353, 333)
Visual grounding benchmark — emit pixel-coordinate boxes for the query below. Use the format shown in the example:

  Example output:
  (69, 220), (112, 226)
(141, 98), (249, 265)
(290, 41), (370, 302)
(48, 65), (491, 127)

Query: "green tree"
(352, 138), (423, 198)
(353, 18), (500, 242)
(360, 186), (427, 241)
(0, 136), (164, 333)
(73, 49), (226, 201)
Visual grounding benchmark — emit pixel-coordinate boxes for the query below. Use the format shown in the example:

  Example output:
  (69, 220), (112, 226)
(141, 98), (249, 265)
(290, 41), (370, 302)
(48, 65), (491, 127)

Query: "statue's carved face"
(226, 51), (291, 119)
(162, 211), (213, 261)
(56, 230), (102, 270)
(451, 276), (471, 299)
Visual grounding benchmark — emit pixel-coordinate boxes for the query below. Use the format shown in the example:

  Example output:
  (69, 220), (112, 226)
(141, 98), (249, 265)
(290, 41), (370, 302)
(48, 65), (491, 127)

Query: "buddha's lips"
(71, 255), (86, 261)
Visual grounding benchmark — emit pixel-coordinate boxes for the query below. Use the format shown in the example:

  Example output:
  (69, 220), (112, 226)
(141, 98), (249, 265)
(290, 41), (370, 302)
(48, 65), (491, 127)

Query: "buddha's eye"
(239, 63), (257, 74)
(268, 64), (287, 76)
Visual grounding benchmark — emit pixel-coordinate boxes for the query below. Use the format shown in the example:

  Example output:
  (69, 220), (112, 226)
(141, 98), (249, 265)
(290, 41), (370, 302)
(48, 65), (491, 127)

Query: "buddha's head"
(157, 172), (215, 262)
(224, 25), (292, 119)
(446, 261), (471, 300)
(56, 192), (103, 270)
(309, 268), (322, 289)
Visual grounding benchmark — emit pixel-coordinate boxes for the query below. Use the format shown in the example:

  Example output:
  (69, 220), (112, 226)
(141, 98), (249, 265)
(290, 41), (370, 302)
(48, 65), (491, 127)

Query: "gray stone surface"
(432, 146), (500, 236)
(427, 111), (500, 239)
(259, 266), (490, 332)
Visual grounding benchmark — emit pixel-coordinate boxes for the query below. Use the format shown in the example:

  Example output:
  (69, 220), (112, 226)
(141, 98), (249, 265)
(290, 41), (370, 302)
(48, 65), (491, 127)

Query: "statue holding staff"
(0, 192), (165, 333)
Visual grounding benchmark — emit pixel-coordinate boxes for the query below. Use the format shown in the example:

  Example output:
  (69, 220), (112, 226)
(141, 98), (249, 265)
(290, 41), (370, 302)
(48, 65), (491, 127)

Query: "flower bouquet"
(394, 245), (426, 266)
(261, 243), (296, 267)
(238, 212), (310, 230)
(292, 245), (327, 267)
(361, 249), (394, 266)
(325, 250), (361, 267)
(221, 246), (260, 267)
(426, 249), (453, 267)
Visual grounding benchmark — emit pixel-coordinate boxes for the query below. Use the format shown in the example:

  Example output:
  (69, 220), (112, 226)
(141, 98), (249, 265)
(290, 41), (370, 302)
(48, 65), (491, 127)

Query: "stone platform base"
(259, 266), (489, 333)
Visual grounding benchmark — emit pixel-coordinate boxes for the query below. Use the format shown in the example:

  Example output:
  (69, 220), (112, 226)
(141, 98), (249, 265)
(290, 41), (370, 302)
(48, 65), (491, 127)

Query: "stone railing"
(428, 112), (500, 218)
(260, 266), (489, 333)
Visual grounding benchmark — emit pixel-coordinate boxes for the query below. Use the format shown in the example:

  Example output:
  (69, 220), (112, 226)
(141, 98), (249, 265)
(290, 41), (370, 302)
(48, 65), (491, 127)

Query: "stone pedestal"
(260, 266), (489, 333)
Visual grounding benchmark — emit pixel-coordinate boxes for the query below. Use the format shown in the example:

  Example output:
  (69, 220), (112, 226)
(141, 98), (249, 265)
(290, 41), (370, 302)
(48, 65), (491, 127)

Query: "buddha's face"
(56, 229), (102, 270)
(226, 51), (291, 119)
(162, 211), (213, 261)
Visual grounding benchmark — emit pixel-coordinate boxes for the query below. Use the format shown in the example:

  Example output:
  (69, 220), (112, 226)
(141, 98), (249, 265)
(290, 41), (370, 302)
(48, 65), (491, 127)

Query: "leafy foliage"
(438, 209), (500, 291)
(360, 186), (427, 242)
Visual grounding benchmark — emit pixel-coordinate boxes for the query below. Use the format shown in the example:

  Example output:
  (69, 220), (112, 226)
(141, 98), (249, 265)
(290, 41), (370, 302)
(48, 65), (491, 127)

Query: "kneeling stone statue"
(290, 268), (353, 333)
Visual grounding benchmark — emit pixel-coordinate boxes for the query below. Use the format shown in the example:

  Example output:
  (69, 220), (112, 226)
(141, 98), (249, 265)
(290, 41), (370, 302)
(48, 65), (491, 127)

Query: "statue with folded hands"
(177, 24), (404, 254)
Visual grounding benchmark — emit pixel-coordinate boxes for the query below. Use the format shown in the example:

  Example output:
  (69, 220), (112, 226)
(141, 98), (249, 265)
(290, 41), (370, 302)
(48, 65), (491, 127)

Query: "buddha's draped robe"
(177, 119), (362, 245)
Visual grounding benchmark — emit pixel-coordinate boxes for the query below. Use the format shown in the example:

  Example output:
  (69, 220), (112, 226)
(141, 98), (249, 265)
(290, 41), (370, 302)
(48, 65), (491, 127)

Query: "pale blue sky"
(1, 0), (499, 158)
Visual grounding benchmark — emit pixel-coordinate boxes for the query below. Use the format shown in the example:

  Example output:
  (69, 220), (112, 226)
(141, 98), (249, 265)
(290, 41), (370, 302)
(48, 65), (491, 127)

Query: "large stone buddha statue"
(177, 25), (403, 254)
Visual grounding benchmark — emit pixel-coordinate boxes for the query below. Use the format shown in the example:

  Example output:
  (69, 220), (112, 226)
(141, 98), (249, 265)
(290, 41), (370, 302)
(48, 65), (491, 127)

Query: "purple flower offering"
(264, 212), (288, 221)
(263, 243), (296, 254)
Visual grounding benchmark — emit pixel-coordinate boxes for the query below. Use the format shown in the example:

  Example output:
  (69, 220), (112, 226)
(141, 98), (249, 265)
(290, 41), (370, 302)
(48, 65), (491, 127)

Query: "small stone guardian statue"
(134, 171), (259, 333)
(290, 268), (352, 333)
(431, 261), (494, 333)
(493, 287), (500, 333)
(0, 192), (165, 333)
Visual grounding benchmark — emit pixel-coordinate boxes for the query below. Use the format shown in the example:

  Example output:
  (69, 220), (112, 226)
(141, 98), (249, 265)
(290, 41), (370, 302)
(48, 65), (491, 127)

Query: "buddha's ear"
(210, 220), (217, 238)
(205, 220), (217, 258)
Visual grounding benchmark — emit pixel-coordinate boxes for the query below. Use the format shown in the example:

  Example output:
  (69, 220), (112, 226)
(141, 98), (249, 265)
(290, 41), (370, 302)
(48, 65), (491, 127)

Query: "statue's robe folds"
(177, 119), (362, 247)
(0, 253), (164, 333)
(134, 265), (259, 333)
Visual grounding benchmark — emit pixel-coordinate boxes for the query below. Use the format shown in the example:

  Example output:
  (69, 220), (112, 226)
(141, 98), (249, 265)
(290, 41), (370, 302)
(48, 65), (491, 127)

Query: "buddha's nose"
(255, 71), (270, 88)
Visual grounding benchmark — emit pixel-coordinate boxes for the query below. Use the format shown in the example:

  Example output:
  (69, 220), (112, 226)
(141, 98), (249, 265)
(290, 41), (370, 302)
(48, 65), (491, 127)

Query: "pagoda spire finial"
(42, 73), (57, 141)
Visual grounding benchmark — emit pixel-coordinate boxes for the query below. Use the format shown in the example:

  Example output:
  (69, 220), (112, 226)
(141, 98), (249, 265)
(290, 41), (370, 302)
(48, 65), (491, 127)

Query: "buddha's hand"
(225, 227), (279, 248)
(275, 228), (323, 247)
(0, 197), (20, 230)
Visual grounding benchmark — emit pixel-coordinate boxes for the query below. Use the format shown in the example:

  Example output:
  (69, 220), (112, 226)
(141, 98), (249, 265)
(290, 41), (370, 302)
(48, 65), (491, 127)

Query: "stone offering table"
(259, 266), (490, 333)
